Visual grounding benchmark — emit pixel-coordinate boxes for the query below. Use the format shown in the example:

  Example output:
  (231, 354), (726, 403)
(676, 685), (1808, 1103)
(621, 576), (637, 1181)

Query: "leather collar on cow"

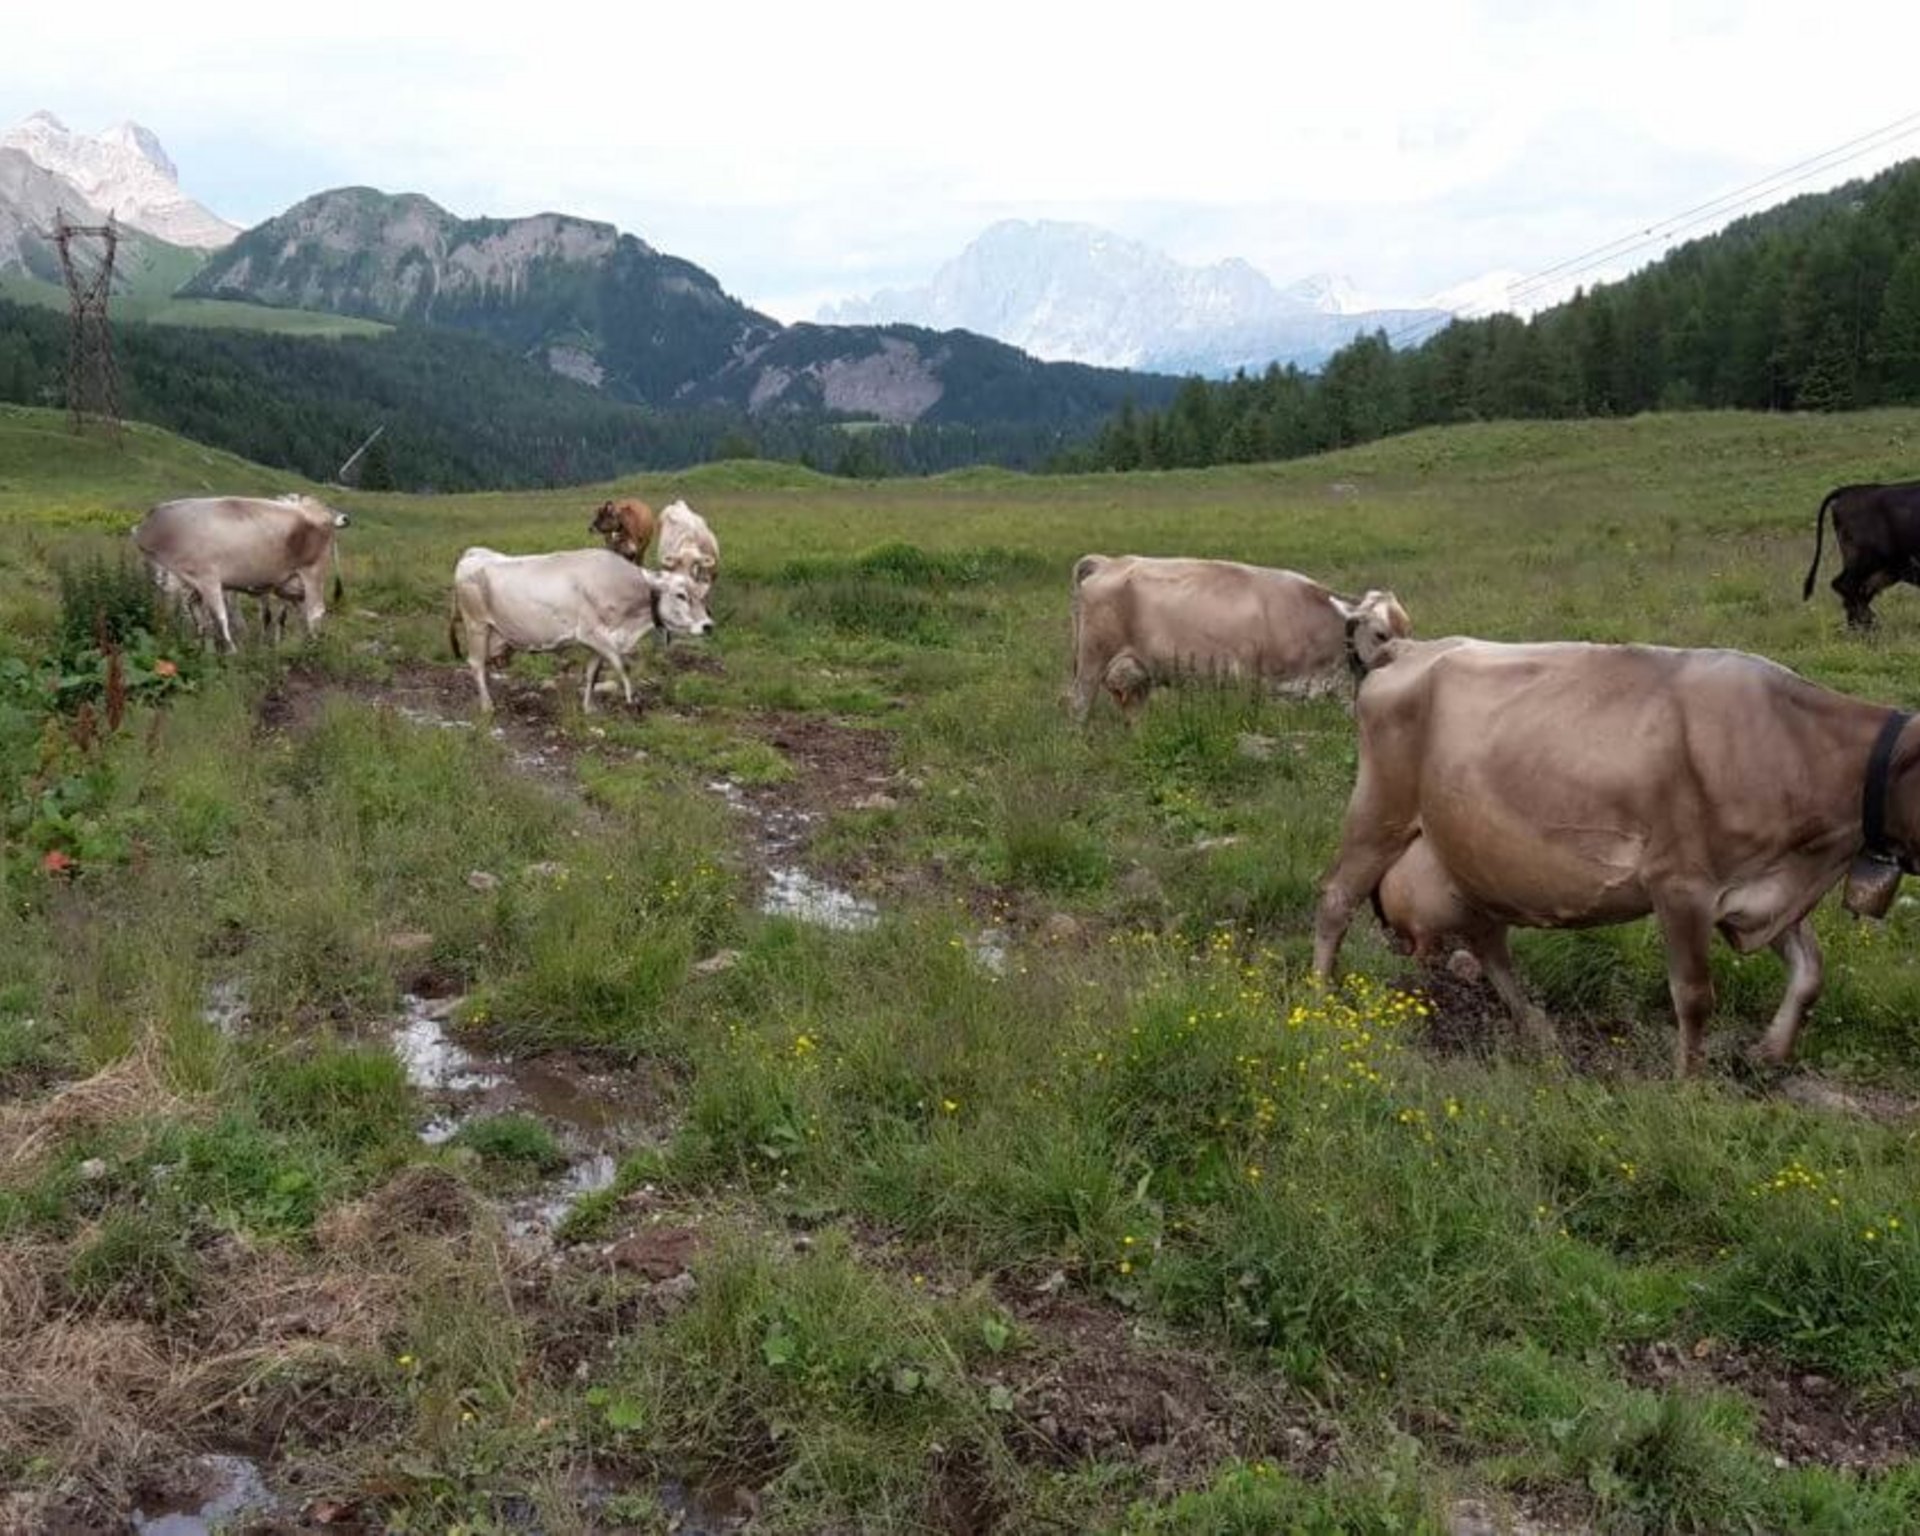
(647, 576), (663, 631)
(1862, 709), (1917, 872)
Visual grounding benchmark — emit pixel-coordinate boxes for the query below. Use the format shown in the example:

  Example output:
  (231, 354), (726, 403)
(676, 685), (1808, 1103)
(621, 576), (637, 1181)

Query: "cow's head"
(648, 569), (715, 638)
(589, 501), (621, 539)
(1338, 589), (1412, 677)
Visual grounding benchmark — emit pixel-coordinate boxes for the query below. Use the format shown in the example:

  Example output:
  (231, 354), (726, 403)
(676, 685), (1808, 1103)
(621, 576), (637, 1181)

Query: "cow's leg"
(581, 654), (602, 713)
(1754, 919), (1823, 1066)
(190, 579), (236, 652)
(606, 649), (636, 707)
(1476, 924), (1556, 1052)
(464, 620), (494, 712)
(1069, 631), (1110, 724)
(1654, 901), (1716, 1077)
(1834, 563), (1891, 630)
(1312, 772), (1418, 981)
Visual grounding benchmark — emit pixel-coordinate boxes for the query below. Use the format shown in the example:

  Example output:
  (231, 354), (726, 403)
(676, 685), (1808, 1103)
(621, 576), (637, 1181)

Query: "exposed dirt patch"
(742, 710), (895, 824)
(1620, 1338), (1920, 1471)
(987, 1285), (1337, 1484)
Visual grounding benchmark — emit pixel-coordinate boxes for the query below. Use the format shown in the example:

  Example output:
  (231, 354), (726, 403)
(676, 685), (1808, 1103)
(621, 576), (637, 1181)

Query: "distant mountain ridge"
(0, 146), (200, 295)
(820, 220), (1450, 375)
(0, 111), (237, 249)
(186, 187), (1175, 427)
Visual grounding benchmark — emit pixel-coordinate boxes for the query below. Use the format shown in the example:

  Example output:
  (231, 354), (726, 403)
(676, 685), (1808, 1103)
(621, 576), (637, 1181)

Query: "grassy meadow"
(3, 401), (1920, 1531)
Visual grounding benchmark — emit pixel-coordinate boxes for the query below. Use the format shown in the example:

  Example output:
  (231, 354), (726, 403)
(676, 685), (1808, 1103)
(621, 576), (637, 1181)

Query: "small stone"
(651, 1271), (699, 1313)
(1446, 948), (1484, 983)
(1192, 835), (1242, 853)
(608, 1225), (702, 1280)
(852, 792), (898, 812)
(1035, 1269), (1069, 1296)
(1116, 865), (1165, 910)
(692, 949), (743, 977)
(78, 1157), (108, 1182)
(1800, 1374), (1833, 1396)
(1042, 913), (1084, 945)
(466, 870), (500, 892)
(523, 861), (569, 881)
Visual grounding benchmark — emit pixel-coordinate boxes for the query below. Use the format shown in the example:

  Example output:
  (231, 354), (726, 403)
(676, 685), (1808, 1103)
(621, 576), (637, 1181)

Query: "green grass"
(4, 403), (1920, 1528)
(0, 273), (391, 335)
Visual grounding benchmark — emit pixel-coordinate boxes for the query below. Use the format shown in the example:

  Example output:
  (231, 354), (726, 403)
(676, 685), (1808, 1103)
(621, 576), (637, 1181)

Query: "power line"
(1381, 109), (1920, 353)
(1508, 109), (1920, 304)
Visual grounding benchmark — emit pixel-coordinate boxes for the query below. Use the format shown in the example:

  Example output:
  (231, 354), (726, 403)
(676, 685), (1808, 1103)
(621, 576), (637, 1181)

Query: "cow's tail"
(330, 539), (345, 604)
(1803, 488), (1850, 600)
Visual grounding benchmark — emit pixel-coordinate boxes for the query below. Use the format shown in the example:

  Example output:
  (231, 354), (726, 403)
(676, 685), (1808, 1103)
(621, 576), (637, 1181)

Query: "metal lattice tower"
(53, 211), (122, 437)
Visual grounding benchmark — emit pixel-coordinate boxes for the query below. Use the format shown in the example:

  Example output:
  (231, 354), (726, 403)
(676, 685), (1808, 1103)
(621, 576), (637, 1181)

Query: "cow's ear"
(1329, 595), (1357, 621)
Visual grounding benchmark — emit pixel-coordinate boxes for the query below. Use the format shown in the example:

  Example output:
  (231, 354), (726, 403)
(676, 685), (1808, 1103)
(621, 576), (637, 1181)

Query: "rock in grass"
(466, 870), (500, 893)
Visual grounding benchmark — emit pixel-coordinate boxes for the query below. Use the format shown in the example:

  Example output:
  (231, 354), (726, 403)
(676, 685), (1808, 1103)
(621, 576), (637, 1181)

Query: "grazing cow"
(1068, 554), (1410, 723)
(1314, 635), (1920, 1075)
(658, 500), (720, 601)
(448, 547), (713, 713)
(590, 498), (657, 565)
(134, 494), (347, 650)
(1802, 480), (1920, 629)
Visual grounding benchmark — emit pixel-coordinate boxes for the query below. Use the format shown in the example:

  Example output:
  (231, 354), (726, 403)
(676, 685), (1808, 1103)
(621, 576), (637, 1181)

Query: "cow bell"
(1844, 852), (1903, 919)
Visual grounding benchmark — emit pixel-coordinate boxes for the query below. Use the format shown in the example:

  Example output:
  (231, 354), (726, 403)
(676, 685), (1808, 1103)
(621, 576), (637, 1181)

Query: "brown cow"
(1314, 635), (1920, 1075)
(590, 499), (657, 565)
(1068, 554), (1410, 722)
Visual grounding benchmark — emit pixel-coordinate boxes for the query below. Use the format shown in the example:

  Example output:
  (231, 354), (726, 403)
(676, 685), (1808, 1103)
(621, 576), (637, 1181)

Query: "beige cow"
(1068, 554), (1410, 722)
(658, 500), (719, 602)
(134, 494), (347, 650)
(1315, 636), (1920, 1075)
(449, 547), (713, 713)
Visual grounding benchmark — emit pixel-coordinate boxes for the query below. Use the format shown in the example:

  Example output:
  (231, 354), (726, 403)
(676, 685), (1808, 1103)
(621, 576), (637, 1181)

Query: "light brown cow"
(1314, 636), (1920, 1074)
(1068, 554), (1410, 722)
(134, 494), (347, 650)
(590, 498), (657, 565)
(449, 546), (713, 713)
(658, 499), (719, 602)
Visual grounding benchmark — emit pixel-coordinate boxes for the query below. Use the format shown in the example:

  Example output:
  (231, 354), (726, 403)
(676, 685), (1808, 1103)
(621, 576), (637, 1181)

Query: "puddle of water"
(392, 703), (473, 732)
(763, 866), (879, 931)
(132, 1455), (273, 1535)
(510, 1149), (618, 1239)
(392, 998), (504, 1094)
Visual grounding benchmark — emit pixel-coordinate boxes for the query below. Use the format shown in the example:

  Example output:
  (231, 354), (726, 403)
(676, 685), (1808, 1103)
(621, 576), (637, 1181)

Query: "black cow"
(1802, 480), (1920, 629)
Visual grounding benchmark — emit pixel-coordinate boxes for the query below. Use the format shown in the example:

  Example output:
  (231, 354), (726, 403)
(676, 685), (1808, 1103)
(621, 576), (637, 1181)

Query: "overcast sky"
(6, 0), (1919, 321)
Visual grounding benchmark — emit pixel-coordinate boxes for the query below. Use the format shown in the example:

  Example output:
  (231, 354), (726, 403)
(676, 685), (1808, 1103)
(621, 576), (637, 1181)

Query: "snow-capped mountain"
(1423, 267), (1590, 321)
(820, 221), (1446, 376)
(0, 111), (236, 249)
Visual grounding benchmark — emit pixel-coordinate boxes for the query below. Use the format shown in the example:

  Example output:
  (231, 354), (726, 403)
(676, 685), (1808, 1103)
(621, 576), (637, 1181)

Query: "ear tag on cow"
(1844, 853), (1902, 919)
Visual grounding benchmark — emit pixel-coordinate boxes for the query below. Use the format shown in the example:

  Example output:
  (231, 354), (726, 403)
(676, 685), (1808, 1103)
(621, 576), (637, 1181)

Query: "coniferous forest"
(1067, 159), (1920, 472)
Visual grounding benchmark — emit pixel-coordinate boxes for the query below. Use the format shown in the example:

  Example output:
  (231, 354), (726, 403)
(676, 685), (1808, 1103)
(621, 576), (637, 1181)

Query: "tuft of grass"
(251, 1041), (415, 1159)
(451, 1113), (565, 1172)
(66, 1209), (199, 1317)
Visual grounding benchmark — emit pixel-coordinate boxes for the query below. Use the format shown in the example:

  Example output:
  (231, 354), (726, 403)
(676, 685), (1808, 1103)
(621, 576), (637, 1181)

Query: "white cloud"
(5, 0), (1918, 313)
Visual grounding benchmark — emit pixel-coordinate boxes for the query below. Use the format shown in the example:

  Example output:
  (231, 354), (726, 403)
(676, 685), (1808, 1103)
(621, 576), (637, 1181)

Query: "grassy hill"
(4, 407), (1920, 1530)
(0, 272), (390, 335)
